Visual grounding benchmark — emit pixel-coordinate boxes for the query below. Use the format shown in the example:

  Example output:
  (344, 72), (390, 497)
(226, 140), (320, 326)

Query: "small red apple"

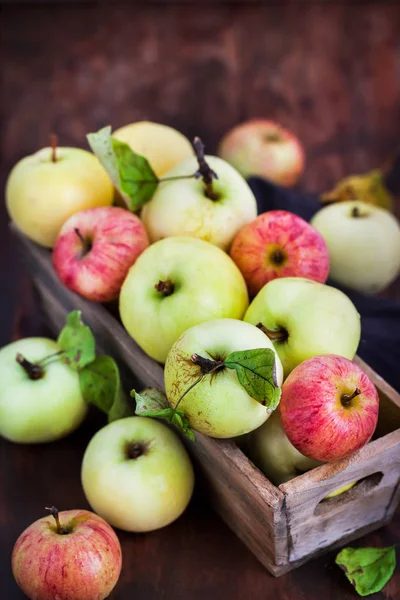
(12, 507), (122, 600)
(218, 119), (305, 186)
(53, 206), (149, 302)
(280, 355), (379, 462)
(230, 210), (329, 297)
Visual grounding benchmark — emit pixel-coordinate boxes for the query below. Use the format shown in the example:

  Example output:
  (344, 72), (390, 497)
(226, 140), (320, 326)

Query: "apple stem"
(155, 279), (174, 296)
(191, 353), (225, 375)
(192, 137), (219, 201)
(256, 322), (288, 342)
(45, 506), (69, 535)
(74, 228), (92, 255)
(50, 134), (58, 163)
(341, 388), (361, 407)
(16, 353), (44, 380)
(351, 206), (361, 218)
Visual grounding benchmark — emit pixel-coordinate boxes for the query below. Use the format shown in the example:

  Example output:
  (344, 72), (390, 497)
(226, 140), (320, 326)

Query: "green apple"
(6, 146), (114, 247)
(244, 277), (361, 376)
(81, 416), (194, 532)
(311, 200), (400, 294)
(119, 236), (249, 363)
(141, 155), (257, 251)
(164, 318), (284, 438)
(246, 410), (323, 485)
(0, 338), (87, 443)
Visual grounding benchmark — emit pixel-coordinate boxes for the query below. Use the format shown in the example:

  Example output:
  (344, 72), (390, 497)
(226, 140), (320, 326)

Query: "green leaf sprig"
(133, 389), (195, 441)
(335, 545), (397, 596)
(87, 127), (218, 211)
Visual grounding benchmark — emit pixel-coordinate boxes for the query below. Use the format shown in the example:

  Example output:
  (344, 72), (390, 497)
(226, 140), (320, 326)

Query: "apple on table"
(218, 119), (305, 186)
(6, 137), (114, 248)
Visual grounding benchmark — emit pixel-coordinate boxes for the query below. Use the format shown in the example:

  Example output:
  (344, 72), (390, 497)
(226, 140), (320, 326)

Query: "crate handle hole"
(314, 472), (384, 516)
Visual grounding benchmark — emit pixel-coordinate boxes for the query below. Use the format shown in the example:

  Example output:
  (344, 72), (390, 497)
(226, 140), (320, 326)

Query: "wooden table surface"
(1, 2), (399, 599)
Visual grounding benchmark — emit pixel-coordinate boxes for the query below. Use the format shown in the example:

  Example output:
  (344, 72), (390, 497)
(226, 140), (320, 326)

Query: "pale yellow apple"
(6, 147), (114, 247)
(113, 121), (193, 177)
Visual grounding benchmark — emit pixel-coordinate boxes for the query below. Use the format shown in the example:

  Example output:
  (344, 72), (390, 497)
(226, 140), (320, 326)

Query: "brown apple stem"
(16, 353), (44, 380)
(50, 134), (58, 163)
(192, 136), (219, 200)
(74, 228), (92, 255)
(45, 506), (69, 535)
(341, 388), (361, 407)
(191, 353), (224, 375)
(155, 279), (174, 296)
(256, 322), (288, 342)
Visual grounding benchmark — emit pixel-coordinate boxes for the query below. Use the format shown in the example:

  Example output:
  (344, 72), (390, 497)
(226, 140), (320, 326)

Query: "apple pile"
(3, 120), (386, 597)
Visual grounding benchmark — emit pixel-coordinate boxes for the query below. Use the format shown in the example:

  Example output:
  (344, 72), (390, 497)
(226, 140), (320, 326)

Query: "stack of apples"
(3, 120), (387, 599)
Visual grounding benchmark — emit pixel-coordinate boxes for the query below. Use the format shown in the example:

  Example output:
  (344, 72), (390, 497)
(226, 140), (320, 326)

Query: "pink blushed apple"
(53, 206), (149, 302)
(12, 508), (122, 600)
(230, 211), (329, 297)
(280, 355), (379, 462)
(218, 119), (305, 186)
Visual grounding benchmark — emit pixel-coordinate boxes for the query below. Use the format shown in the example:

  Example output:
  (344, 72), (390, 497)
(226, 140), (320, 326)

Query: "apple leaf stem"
(173, 374), (204, 411)
(50, 134), (58, 163)
(256, 322), (288, 342)
(16, 353), (44, 380)
(37, 349), (65, 366)
(192, 136), (219, 200)
(341, 387), (361, 407)
(45, 506), (69, 535)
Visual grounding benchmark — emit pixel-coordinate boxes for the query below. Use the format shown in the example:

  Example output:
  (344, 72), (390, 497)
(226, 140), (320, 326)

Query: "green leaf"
(133, 389), (195, 441)
(87, 126), (159, 211)
(335, 546), (396, 596)
(225, 348), (281, 409)
(80, 356), (133, 422)
(57, 311), (96, 371)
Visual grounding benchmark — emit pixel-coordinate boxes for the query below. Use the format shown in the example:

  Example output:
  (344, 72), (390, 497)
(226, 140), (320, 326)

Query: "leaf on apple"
(79, 355), (133, 422)
(133, 389), (195, 441)
(225, 348), (281, 409)
(335, 545), (396, 596)
(87, 126), (159, 211)
(57, 311), (96, 370)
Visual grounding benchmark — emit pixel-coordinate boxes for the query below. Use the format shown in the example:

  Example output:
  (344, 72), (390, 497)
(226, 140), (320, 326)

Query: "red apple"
(280, 355), (379, 462)
(217, 119), (305, 186)
(230, 211), (329, 297)
(12, 507), (122, 600)
(53, 206), (149, 302)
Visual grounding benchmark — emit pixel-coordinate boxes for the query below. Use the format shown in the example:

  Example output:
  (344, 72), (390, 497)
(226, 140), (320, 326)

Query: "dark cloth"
(248, 177), (400, 392)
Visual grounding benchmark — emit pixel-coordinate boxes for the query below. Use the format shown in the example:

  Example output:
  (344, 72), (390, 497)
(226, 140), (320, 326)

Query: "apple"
(53, 206), (149, 302)
(230, 210), (329, 297)
(6, 143), (114, 248)
(311, 200), (400, 294)
(0, 337), (87, 444)
(280, 354), (379, 462)
(119, 236), (249, 363)
(244, 277), (361, 376)
(113, 121), (193, 177)
(12, 507), (121, 600)
(141, 155), (258, 251)
(325, 481), (357, 499)
(164, 318), (284, 438)
(81, 416), (194, 532)
(217, 119), (305, 186)
(246, 410), (323, 485)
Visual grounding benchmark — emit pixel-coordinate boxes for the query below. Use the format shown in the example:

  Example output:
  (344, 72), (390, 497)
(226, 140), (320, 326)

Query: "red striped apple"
(280, 355), (379, 462)
(230, 210), (329, 296)
(218, 119), (305, 186)
(12, 508), (122, 600)
(53, 206), (149, 302)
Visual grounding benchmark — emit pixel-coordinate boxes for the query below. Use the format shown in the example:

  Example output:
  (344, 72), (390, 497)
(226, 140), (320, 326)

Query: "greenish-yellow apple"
(244, 277), (360, 376)
(119, 237), (249, 363)
(0, 338), (87, 443)
(164, 318), (284, 438)
(113, 121), (193, 177)
(81, 417), (194, 532)
(141, 155), (258, 251)
(246, 410), (323, 485)
(311, 200), (400, 294)
(6, 146), (114, 247)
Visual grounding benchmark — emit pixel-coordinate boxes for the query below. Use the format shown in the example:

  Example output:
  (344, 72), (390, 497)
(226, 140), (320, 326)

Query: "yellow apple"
(6, 146), (114, 247)
(113, 121), (193, 177)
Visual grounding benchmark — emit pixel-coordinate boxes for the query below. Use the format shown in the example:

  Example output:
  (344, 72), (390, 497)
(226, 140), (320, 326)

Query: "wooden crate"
(13, 227), (400, 577)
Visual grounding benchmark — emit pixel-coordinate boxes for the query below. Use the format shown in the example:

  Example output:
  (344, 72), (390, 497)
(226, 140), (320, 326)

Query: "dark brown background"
(1, 2), (399, 599)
